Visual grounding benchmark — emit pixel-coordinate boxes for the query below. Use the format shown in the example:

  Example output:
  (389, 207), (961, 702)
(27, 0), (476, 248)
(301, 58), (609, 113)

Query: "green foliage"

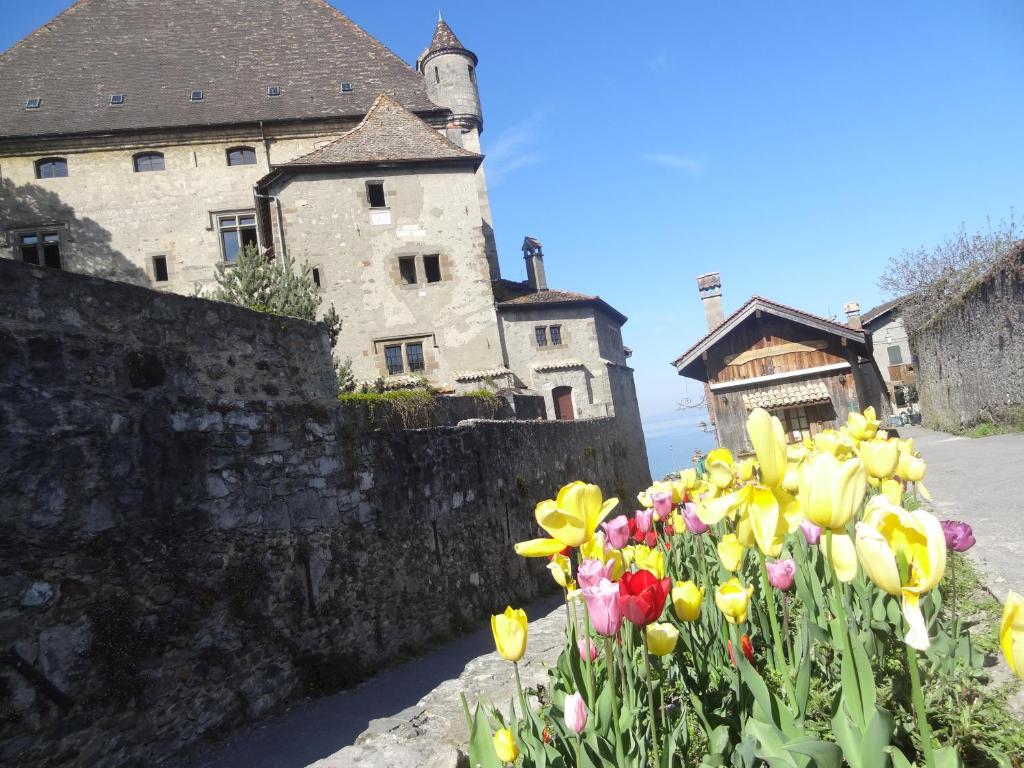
(338, 388), (438, 428)
(957, 406), (1024, 438)
(335, 358), (357, 394)
(210, 243), (342, 345)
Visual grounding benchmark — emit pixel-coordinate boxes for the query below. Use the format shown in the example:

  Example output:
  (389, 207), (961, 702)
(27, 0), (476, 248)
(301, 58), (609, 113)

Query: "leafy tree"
(877, 217), (1019, 334)
(210, 243), (341, 345)
(335, 358), (357, 393)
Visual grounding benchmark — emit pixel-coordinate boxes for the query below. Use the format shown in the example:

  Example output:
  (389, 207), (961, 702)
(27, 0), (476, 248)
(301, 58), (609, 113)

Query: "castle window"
(189, 90), (204, 102)
(535, 327), (548, 347)
(218, 212), (257, 262)
(133, 152), (165, 172)
(267, 85), (281, 97)
(398, 256), (417, 285)
(35, 158), (68, 179)
(434, 67), (440, 84)
(423, 254), (442, 283)
(18, 231), (62, 269)
(384, 345), (404, 375)
(152, 256), (169, 282)
(25, 97), (41, 110)
(366, 181), (386, 209)
(311, 267), (321, 288)
(110, 93), (126, 106)
(340, 81), (354, 93)
(406, 343), (425, 372)
(226, 146), (257, 166)
(468, 65), (476, 84)
(549, 325), (563, 346)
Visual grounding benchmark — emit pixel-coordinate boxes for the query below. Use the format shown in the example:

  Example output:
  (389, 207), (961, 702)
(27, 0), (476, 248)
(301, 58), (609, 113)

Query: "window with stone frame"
(535, 326), (548, 347)
(549, 325), (563, 346)
(218, 212), (258, 262)
(133, 151), (165, 172)
(366, 181), (386, 209)
(398, 256), (417, 285)
(226, 146), (257, 166)
(384, 345), (404, 375)
(423, 254), (442, 283)
(406, 342), (425, 372)
(17, 230), (63, 269)
(35, 158), (68, 179)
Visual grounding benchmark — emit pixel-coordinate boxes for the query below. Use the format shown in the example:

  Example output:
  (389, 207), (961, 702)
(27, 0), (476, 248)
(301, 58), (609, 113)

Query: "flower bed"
(468, 407), (1024, 767)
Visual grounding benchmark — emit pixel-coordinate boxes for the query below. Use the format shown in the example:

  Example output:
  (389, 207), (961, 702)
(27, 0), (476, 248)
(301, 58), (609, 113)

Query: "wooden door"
(553, 386), (574, 420)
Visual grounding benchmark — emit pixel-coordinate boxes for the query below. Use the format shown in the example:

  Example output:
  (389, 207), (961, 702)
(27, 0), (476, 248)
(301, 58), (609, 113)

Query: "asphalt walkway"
(903, 426), (1024, 601)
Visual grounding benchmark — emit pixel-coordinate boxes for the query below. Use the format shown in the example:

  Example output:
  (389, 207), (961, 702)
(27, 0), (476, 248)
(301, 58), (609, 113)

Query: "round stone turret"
(417, 16), (483, 132)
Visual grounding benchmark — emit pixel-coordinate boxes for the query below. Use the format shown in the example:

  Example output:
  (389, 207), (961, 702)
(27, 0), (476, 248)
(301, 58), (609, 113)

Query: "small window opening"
(366, 181), (386, 208)
(311, 267), (321, 287)
(535, 326), (548, 347)
(398, 256), (417, 285)
(384, 345), (404, 375)
(887, 345), (904, 366)
(189, 90), (204, 102)
(226, 146), (257, 166)
(549, 325), (563, 346)
(19, 231), (62, 269)
(133, 152), (165, 172)
(468, 65), (476, 84)
(267, 85), (281, 97)
(153, 256), (169, 282)
(110, 93), (126, 106)
(25, 98), (41, 110)
(434, 67), (440, 84)
(406, 342), (425, 372)
(340, 81), (353, 93)
(35, 158), (68, 179)
(423, 254), (442, 283)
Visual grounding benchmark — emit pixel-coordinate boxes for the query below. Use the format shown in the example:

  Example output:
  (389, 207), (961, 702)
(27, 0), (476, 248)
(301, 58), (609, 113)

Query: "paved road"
(165, 595), (564, 768)
(903, 426), (1024, 601)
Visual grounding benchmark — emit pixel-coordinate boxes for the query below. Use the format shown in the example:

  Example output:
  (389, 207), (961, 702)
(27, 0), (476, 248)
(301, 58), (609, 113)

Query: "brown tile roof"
(741, 380), (831, 410)
(0, 0), (444, 141)
(426, 18), (474, 61)
(278, 92), (480, 168)
(495, 282), (628, 325)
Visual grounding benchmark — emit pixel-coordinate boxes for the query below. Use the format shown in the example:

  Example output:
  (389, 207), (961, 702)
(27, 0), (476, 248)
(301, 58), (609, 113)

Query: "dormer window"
(35, 158), (68, 179)
(189, 90), (204, 102)
(110, 93), (126, 106)
(226, 146), (257, 166)
(133, 152), (165, 172)
(25, 98), (41, 110)
(267, 85), (281, 97)
(339, 81), (353, 93)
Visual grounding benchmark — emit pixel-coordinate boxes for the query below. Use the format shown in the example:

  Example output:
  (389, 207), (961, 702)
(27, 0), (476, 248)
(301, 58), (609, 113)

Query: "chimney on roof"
(697, 272), (724, 330)
(523, 237), (548, 292)
(844, 300), (862, 330)
(445, 121), (464, 147)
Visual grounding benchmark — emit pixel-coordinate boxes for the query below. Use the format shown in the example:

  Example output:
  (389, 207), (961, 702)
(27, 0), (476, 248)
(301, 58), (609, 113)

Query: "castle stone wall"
(0, 261), (650, 767)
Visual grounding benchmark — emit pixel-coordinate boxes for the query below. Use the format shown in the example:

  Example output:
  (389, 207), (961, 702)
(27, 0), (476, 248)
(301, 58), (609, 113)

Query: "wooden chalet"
(673, 273), (890, 452)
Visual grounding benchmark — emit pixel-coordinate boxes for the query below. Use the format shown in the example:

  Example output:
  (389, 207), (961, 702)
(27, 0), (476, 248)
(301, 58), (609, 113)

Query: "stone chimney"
(445, 121), (464, 147)
(523, 236), (548, 292)
(844, 300), (862, 330)
(697, 272), (724, 330)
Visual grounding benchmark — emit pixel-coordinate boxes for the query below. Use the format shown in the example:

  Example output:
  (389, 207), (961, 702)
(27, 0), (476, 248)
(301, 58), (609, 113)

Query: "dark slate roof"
(423, 18), (477, 64)
(0, 0), (445, 140)
(277, 92), (480, 168)
(494, 280), (628, 325)
(672, 295), (868, 379)
(861, 297), (903, 325)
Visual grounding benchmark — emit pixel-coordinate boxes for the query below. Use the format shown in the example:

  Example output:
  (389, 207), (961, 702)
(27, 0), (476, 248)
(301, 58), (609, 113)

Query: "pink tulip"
(582, 578), (623, 637)
(564, 691), (588, 735)
(635, 508), (654, 535)
(650, 492), (673, 520)
(681, 502), (709, 535)
(577, 558), (615, 589)
(601, 515), (631, 550)
(765, 558), (796, 591)
(800, 520), (822, 545)
(940, 520), (976, 552)
(578, 637), (598, 662)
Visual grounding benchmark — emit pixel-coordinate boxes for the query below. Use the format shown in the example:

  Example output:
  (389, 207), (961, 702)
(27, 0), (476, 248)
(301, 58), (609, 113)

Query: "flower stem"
(951, 552), (959, 639)
(758, 552), (796, 706)
(576, 734), (583, 768)
(604, 637), (621, 742)
(513, 661), (528, 722)
(906, 642), (936, 768)
(641, 632), (661, 768)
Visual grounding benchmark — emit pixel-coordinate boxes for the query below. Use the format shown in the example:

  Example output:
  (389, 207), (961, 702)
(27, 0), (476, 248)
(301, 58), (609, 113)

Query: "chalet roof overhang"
(496, 298), (628, 326)
(672, 296), (868, 382)
(256, 155), (483, 192)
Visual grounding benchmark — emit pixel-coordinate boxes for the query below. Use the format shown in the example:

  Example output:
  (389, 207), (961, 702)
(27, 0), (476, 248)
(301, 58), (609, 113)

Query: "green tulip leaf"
(887, 745), (915, 768)
(932, 746), (964, 768)
(468, 705), (503, 768)
(858, 707), (896, 766)
(783, 736), (843, 768)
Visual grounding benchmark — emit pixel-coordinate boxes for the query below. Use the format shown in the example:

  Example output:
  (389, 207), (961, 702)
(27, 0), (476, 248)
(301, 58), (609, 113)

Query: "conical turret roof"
(424, 17), (477, 64)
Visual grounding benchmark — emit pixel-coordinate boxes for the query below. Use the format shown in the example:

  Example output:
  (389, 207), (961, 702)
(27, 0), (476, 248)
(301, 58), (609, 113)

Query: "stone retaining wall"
(0, 261), (651, 767)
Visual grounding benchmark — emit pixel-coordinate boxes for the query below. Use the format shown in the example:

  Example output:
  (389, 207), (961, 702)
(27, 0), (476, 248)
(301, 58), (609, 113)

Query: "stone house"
(0, 0), (643, 428)
(856, 298), (917, 408)
(672, 273), (889, 451)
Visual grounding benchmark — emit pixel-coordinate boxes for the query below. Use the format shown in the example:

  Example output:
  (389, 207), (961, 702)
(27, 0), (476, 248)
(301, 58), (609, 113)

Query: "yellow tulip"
(672, 580), (704, 622)
(854, 496), (946, 649)
(859, 437), (900, 479)
(715, 578), (754, 624)
(514, 481), (619, 555)
(493, 727), (519, 763)
(646, 622), (680, 656)
(547, 553), (571, 588)
(718, 533), (745, 572)
(491, 606), (527, 662)
(747, 407), (788, 487)
(706, 447), (735, 489)
(634, 546), (666, 579)
(880, 478), (903, 506)
(847, 406), (880, 441)
(678, 467), (698, 491)
(1001, 591), (1024, 680)
(735, 508), (756, 548)
(820, 532), (858, 583)
(798, 452), (867, 531)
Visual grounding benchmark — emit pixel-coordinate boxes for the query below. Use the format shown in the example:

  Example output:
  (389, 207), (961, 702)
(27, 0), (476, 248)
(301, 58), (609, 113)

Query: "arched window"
(226, 146), (257, 166)
(133, 152), (165, 173)
(35, 158), (68, 179)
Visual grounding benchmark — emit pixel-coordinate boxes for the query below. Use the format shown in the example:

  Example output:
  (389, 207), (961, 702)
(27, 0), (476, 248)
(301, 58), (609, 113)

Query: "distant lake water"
(644, 428), (717, 481)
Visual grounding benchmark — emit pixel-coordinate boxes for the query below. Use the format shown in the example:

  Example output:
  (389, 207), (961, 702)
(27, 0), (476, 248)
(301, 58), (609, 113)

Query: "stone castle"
(0, 0), (642, 431)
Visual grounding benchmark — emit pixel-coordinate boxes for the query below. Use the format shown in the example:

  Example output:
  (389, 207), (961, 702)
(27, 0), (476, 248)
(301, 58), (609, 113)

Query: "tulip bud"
(715, 578), (754, 624)
(600, 514), (631, 549)
(940, 520), (976, 552)
(578, 636), (599, 662)
(490, 606), (527, 662)
(717, 533), (744, 573)
(799, 519), (822, 545)
(765, 558), (796, 591)
(577, 557), (615, 589)
(650, 491), (673, 520)
(728, 635), (756, 666)
(493, 727), (519, 763)
(582, 578), (623, 637)
(635, 508), (654, 535)
(672, 580), (704, 622)
(1001, 591), (1024, 681)
(646, 622), (679, 656)
(681, 502), (710, 535)
(564, 691), (588, 735)
(859, 437), (900, 479)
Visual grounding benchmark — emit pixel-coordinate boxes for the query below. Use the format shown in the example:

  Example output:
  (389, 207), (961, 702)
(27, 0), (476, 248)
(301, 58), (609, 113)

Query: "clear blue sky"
(5, 1), (1024, 447)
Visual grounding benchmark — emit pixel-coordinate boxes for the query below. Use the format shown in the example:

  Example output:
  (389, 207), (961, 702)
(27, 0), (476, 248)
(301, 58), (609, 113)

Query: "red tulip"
(618, 569), (671, 626)
(727, 635), (755, 667)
